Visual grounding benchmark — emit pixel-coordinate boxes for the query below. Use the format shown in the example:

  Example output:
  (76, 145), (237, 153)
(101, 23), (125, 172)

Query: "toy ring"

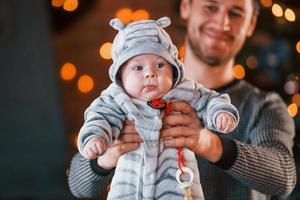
(175, 167), (194, 188)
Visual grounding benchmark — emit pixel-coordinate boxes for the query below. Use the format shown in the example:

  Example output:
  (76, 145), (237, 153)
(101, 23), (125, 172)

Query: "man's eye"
(205, 5), (218, 12)
(156, 63), (164, 68)
(229, 10), (242, 18)
(133, 66), (143, 71)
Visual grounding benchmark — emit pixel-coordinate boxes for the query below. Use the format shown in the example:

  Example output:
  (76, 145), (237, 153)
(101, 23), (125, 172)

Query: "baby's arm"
(83, 136), (108, 159)
(185, 80), (239, 133)
(215, 112), (237, 133)
(78, 84), (127, 160)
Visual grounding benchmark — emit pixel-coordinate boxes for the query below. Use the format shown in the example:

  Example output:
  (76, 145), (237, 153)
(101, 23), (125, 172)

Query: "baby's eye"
(156, 63), (164, 69)
(132, 66), (143, 71)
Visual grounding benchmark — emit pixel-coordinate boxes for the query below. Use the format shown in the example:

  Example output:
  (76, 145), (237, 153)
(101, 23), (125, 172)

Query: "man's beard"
(187, 33), (234, 67)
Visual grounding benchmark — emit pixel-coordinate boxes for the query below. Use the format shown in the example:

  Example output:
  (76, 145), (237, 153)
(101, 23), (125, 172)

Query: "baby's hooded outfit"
(78, 17), (239, 200)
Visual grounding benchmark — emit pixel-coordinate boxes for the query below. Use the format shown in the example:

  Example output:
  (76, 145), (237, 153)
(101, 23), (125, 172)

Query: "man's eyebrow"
(205, 0), (219, 3)
(232, 6), (245, 13)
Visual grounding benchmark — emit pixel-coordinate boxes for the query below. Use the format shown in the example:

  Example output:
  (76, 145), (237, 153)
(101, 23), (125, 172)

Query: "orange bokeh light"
(292, 93), (300, 106)
(60, 62), (77, 80)
(100, 42), (112, 60)
(232, 64), (245, 80)
(115, 8), (133, 24)
(287, 103), (298, 117)
(179, 46), (185, 60)
(260, 0), (273, 8)
(63, 0), (78, 12)
(78, 75), (94, 93)
(296, 41), (300, 54)
(52, 0), (65, 7)
(131, 9), (150, 22)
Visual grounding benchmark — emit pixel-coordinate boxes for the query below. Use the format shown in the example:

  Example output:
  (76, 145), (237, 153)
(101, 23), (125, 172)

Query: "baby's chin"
(137, 93), (165, 102)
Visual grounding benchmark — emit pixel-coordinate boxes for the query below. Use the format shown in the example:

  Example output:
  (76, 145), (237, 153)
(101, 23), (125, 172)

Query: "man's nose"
(214, 10), (231, 32)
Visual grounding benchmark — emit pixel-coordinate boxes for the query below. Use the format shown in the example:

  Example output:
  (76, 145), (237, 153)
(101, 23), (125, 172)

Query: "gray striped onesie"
(77, 78), (239, 199)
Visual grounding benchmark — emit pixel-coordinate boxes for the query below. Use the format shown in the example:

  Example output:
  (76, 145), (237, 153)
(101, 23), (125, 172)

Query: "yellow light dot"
(179, 45), (185, 60)
(78, 75), (94, 93)
(287, 103), (298, 117)
(296, 41), (300, 54)
(260, 0), (273, 8)
(131, 9), (150, 22)
(99, 42), (112, 60)
(292, 93), (300, 106)
(63, 0), (78, 12)
(232, 64), (245, 80)
(115, 8), (133, 24)
(74, 134), (78, 148)
(285, 8), (296, 22)
(60, 62), (77, 80)
(246, 55), (258, 69)
(272, 4), (283, 17)
(52, 0), (65, 7)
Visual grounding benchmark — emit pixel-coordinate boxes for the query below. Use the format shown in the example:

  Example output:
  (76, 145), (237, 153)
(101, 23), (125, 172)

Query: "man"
(68, 0), (296, 199)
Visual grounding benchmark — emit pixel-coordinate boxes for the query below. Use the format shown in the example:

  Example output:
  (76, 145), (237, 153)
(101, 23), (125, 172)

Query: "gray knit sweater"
(68, 80), (296, 200)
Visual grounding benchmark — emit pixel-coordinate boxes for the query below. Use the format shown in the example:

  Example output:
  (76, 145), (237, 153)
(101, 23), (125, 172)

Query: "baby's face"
(120, 54), (173, 101)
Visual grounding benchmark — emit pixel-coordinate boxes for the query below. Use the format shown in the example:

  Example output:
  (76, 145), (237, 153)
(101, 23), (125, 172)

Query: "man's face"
(120, 54), (173, 101)
(180, 0), (257, 66)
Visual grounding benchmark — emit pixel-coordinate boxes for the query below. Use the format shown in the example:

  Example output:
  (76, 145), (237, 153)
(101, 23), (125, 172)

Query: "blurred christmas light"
(296, 41), (300, 54)
(60, 62), (77, 80)
(232, 64), (245, 80)
(287, 103), (298, 117)
(284, 80), (299, 95)
(284, 8), (296, 22)
(131, 9), (150, 21)
(78, 75), (94, 93)
(179, 45), (185, 60)
(272, 3), (283, 17)
(246, 55), (258, 69)
(73, 134), (78, 148)
(52, 0), (65, 7)
(63, 0), (78, 12)
(100, 42), (112, 60)
(115, 8), (133, 24)
(260, 0), (273, 8)
(292, 93), (300, 106)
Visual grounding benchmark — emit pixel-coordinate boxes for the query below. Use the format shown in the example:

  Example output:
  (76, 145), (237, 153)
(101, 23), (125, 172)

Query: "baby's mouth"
(144, 85), (157, 91)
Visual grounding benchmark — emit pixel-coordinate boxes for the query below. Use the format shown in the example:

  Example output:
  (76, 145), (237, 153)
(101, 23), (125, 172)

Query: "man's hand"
(97, 120), (142, 170)
(160, 101), (223, 163)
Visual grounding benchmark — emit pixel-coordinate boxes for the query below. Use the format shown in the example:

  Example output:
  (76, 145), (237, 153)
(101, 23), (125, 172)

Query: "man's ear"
(246, 16), (257, 37)
(180, 0), (191, 20)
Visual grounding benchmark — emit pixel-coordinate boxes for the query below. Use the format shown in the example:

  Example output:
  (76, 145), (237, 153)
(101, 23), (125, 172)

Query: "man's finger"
(160, 126), (197, 138)
(114, 133), (142, 145)
(168, 101), (195, 114)
(162, 114), (194, 127)
(111, 142), (140, 157)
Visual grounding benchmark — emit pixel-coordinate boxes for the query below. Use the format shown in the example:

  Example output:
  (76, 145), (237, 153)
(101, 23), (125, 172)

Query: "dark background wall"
(0, 0), (72, 199)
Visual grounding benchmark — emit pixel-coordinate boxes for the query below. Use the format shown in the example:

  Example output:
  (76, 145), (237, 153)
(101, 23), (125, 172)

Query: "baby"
(77, 17), (239, 200)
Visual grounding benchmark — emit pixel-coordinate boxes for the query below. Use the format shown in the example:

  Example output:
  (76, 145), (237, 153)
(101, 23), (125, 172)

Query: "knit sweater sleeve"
(220, 92), (296, 195)
(68, 152), (114, 198)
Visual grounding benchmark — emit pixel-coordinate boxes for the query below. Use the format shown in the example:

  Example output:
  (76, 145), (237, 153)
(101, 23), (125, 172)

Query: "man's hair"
(253, 0), (260, 16)
(177, 0), (260, 16)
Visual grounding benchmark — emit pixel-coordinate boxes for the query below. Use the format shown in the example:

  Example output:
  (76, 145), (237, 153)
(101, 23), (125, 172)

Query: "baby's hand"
(83, 136), (108, 159)
(216, 112), (237, 134)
